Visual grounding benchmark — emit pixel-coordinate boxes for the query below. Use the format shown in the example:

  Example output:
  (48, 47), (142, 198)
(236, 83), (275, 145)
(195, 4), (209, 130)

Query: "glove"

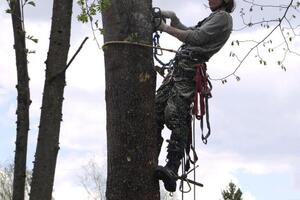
(155, 18), (168, 31)
(161, 10), (180, 27)
(161, 10), (176, 20)
(158, 20), (168, 31)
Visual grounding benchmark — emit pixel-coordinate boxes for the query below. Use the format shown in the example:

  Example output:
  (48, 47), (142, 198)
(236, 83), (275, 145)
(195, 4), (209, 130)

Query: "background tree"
(79, 159), (106, 200)
(29, 0), (73, 199)
(0, 163), (31, 200)
(221, 182), (243, 200)
(7, 0), (31, 199)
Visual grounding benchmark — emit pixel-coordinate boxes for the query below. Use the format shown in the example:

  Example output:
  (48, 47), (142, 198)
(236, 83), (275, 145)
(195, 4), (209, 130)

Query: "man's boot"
(155, 141), (184, 192)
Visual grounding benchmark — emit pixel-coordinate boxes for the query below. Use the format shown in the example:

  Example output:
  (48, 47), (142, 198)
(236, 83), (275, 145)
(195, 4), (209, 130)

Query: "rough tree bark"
(9, 1), (31, 200)
(102, 0), (160, 200)
(29, 0), (73, 199)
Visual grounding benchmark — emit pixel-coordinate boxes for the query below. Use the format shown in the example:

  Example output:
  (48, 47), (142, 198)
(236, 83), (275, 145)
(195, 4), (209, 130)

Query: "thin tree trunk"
(29, 0), (73, 199)
(9, 1), (31, 199)
(102, 1), (160, 199)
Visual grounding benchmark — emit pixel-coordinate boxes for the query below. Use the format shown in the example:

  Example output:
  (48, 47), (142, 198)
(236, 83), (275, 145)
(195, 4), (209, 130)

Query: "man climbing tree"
(154, 0), (235, 192)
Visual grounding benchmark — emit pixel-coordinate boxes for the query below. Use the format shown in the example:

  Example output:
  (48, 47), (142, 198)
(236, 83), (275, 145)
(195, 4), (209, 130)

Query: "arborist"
(154, 0), (235, 192)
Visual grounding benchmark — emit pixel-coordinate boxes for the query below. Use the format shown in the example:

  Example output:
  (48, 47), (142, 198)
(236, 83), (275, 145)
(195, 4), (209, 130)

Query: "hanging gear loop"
(192, 63), (212, 144)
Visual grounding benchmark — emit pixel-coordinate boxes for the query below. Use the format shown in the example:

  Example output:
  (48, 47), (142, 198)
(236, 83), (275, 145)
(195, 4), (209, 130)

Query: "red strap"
(193, 64), (206, 119)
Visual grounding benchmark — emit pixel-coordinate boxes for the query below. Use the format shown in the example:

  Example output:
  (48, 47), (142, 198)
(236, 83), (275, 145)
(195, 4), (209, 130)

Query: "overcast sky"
(0, 0), (300, 200)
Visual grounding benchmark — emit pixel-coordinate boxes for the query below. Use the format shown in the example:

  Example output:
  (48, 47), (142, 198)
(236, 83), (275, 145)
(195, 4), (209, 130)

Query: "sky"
(0, 0), (300, 200)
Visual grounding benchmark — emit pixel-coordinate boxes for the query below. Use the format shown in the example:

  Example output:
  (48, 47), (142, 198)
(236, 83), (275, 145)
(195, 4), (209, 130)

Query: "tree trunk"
(9, 1), (31, 200)
(102, 1), (160, 200)
(29, 0), (73, 199)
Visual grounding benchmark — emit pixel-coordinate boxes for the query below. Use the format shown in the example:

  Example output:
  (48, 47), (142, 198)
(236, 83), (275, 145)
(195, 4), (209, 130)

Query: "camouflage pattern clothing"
(156, 9), (233, 159)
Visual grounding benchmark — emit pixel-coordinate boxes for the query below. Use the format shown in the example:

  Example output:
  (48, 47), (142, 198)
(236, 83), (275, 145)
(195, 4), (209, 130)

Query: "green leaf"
(98, 28), (104, 34)
(77, 13), (89, 23)
(5, 9), (12, 14)
(77, 0), (85, 6)
(26, 35), (38, 43)
(27, 1), (36, 6)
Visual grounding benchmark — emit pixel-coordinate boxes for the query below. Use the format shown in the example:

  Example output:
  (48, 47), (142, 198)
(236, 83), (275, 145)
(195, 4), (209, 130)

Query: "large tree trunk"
(29, 0), (73, 199)
(102, 1), (160, 200)
(9, 1), (31, 200)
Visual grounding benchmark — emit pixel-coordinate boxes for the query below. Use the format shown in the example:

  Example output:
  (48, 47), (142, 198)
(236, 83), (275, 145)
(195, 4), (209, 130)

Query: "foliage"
(0, 163), (31, 200)
(77, 0), (110, 48)
(216, 0), (300, 82)
(221, 182), (243, 200)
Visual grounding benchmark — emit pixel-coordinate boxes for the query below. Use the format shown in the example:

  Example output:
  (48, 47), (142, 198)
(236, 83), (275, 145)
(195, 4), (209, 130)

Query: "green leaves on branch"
(24, 0), (36, 7)
(231, 40), (240, 46)
(5, 9), (12, 14)
(259, 59), (267, 65)
(26, 35), (38, 43)
(77, 0), (111, 23)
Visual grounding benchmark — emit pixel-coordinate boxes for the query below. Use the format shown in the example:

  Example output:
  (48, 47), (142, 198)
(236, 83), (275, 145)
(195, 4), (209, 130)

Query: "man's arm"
(161, 10), (189, 30)
(159, 21), (189, 42)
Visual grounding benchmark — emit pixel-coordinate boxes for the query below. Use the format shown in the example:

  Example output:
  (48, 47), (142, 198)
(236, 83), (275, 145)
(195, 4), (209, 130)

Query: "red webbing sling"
(185, 63), (212, 172)
(192, 63), (212, 144)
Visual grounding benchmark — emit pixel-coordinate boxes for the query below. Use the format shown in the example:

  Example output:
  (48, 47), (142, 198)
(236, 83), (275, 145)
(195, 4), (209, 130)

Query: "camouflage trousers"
(155, 59), (197, 159)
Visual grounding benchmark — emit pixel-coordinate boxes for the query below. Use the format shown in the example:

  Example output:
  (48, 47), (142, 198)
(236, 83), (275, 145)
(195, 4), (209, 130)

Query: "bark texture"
(102, 1), (160, 200)
(29, 0), (73, 199)
(9, 1), (31, 200)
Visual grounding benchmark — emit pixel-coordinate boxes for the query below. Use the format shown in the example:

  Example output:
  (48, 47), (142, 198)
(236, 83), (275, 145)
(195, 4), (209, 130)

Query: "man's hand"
(155, 18), (168, 32)
(161, 10), (181, 28)
(161, 10), (177, 20)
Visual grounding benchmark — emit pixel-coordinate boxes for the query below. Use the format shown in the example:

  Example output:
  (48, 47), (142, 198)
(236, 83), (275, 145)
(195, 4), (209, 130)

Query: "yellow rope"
(102, 41), (178, 53)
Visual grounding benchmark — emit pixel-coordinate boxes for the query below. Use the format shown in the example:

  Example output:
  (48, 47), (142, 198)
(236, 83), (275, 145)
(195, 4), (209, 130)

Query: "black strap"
(201, 96), (211, 144)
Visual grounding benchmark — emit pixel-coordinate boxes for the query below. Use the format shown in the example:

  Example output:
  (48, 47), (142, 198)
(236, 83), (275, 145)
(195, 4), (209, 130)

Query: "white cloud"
(244, 191), (257, 200)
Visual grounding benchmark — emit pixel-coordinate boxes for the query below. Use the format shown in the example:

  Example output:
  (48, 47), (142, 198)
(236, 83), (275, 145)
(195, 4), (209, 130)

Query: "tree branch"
(210, 0), (297, 81)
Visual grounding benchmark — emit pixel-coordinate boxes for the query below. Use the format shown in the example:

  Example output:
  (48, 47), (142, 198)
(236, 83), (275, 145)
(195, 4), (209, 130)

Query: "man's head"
(208, 0), (235, 13)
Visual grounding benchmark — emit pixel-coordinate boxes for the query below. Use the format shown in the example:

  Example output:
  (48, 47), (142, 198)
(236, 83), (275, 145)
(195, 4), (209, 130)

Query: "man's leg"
(155, 82), (173, 154)
(155, 93), (192, 192)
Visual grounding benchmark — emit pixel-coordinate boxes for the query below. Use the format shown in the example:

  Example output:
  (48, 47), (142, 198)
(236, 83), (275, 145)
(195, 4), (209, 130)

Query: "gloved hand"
(158, 20), (168, 31)
(155, 18), (168, 31)
(161, 10), (176, 20)
(161, 10), (180, 27)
